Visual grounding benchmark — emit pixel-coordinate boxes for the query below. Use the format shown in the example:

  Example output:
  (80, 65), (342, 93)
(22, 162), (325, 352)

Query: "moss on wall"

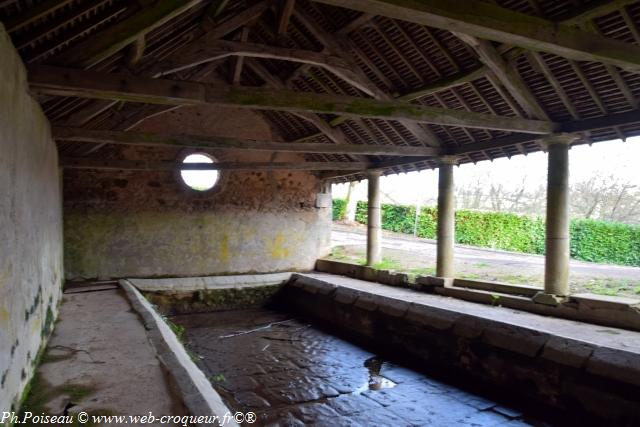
(144, 285), (282, 315)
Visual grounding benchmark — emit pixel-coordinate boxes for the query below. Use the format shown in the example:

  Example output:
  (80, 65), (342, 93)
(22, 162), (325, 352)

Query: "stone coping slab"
(129, 272), (292, 292)
(120, 280), (239, 427)
(316, 259), (640, 331)
(297, 272), (640, 355)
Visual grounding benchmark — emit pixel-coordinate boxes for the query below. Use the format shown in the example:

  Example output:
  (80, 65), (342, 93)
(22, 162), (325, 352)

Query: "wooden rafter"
(528, 52), (579, 120)
(153, 40), (384, 97)
(244, 59), (363, 159)
(54, 0), (204, 68)
(293, 7), (442, 147)
(232, 27), (250, 84)
(337, 12), (374, 35)
(63, 1), (270, 128)
(313, 0), (640, 72)
(278, 0), (296, 34)
(4, 0), (76, 32)
(453, 34), (548, 120)
(28, 66), (555, 134)
(53, 127), (438, 156)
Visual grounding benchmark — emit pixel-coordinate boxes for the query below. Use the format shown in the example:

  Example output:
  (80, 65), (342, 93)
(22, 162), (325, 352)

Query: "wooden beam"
(29, 66), (556, 134)
(232, 27), (250, 84)
(61, 158), (369, 171)
(293, 7), (442, 147)
(53, 127), (438, 156)
(313, 0), (640, 73)
(450, 107), (640, 156)
(560, 109), (640, 133)
(448, 134), (539, 156)
(126, 36), (146, 68)
(337, 12), (374, 35)
(393, 0), (636, 104)
(142, 0), (271, 75)
(396, 67), (487, 101)
(208, 0), (232, 18)
(55, 0), (203, 68)
(70, 3), (269, 129)
(278, 0), (296, 34)
(528, 52), (579, 119)
(244, 59), (363, 159)
(154, 40), (382, 97)
(454, 34), (549, 120)
(557, 0), (639, 25)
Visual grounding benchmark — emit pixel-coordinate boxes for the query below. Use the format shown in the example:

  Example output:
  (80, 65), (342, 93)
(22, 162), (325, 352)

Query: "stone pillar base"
(532, 291), (568, 306)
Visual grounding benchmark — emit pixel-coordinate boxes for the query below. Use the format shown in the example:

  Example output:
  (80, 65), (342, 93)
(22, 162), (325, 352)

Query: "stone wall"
(0, 24), (64, 414)
(280, 274), (640, 425)
(63, 105), (331, 279)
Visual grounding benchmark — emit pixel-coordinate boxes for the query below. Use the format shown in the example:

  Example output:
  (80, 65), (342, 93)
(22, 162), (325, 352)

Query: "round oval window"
(180, 153), (219, 191)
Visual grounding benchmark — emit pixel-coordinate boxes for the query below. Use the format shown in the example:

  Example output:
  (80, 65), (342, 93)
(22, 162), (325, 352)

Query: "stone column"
(436, 156), (457, 280)
(534, 134), (576, 305)
(366, 170), (382, 266)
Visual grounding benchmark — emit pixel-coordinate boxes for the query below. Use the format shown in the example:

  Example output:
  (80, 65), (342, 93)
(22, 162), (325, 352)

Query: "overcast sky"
(332, 136), (640, 205)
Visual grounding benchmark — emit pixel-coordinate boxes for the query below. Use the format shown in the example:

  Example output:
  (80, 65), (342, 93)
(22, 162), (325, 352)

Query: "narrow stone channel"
(172, 308), (534, 426)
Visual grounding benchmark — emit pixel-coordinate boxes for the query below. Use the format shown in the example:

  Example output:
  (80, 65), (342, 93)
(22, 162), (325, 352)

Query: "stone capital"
(367, 169), (382, 178)
(539, 133), (579, 150)
(438, 155), (459, 166)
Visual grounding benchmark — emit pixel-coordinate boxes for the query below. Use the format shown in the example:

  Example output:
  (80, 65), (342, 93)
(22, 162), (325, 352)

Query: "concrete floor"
(22, 287), (188, 425)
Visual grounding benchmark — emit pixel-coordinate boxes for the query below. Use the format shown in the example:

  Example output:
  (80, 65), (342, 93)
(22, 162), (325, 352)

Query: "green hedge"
(341, 199), (640, 266)
(332, 198), (347, 220)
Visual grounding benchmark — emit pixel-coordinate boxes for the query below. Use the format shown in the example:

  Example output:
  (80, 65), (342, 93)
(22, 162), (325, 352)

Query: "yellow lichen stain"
(267, 233), (290, 260)
(0, 262), (12, 290)
(219, 234), (230, 264)
(31, 315), (41, 334)
(0, 306), (9, 327)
